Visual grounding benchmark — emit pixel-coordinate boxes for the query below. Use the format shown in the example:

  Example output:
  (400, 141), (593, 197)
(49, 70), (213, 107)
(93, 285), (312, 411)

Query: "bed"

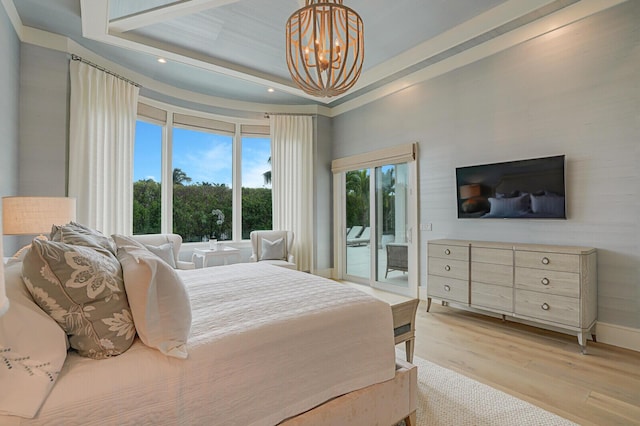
(0, 230), (416, 425)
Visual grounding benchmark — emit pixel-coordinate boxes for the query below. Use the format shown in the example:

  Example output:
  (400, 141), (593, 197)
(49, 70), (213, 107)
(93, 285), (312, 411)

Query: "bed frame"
(282, 358), (417, 426)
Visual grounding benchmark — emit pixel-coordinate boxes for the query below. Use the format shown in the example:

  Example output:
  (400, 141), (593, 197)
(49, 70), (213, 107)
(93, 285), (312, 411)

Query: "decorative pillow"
(111, 234), (146, 250)
(117, 245), (191, 359)
(0, 262), (67, 418)
(22, 239), (135, 359)
(50, 222), (117, 256)
(260, 237), (285, 261)
(487, 193), (530, 217)
(531, 193), (565, 216)
(143, 242), (177, 269)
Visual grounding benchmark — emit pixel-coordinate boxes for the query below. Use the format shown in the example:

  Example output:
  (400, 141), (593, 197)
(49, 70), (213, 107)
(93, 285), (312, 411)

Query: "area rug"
(397, 350), (577, 425)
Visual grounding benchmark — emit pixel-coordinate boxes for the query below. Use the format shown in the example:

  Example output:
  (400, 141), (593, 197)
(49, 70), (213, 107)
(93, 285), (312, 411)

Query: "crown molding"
(2, 0), (629, 118)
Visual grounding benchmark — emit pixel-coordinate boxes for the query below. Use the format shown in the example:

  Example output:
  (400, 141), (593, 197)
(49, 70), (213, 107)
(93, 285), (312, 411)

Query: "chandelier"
(286, 0), (364, 98)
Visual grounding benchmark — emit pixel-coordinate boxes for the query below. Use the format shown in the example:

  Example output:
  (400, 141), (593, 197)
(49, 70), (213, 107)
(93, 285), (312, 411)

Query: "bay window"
(133, 102), (271, 242)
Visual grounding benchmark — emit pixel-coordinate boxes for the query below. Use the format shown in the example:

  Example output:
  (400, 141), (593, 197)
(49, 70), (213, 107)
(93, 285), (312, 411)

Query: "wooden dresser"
(427, 239), (597, 353)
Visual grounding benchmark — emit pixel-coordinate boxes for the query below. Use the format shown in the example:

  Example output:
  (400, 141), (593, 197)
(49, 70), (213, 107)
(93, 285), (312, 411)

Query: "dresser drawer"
(428, 275), (469, 304)
(428, 243), (468, 261)
(515, 251), (579, 273)
(515, 289), (579, 327)
(515, 267), (580, 297)
(428, 257), (468, 281)
(471, 247), (513, 266)
(471, 262), (512, 286)
(472, 282), (513, 312)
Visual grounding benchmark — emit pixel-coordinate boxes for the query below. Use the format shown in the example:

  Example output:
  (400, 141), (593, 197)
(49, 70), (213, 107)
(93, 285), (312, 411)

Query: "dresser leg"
(578, 332), (588, 354)
(426, 297), (432, 312)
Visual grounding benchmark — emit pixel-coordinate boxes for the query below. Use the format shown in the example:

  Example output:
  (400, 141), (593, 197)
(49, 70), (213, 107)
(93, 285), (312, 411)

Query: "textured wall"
(19, 44), (69, 197)
(0, 6), (20, 254)
(332, 2), (640, 328)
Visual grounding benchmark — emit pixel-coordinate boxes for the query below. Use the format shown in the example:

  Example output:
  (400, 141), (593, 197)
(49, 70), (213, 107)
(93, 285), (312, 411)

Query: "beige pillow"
(117, 245), (191, 359)
(0, 262), (68, 418)
(112, 235), (177, 268)
(22, 239), (135, 359)
(50, 222), (117, 255)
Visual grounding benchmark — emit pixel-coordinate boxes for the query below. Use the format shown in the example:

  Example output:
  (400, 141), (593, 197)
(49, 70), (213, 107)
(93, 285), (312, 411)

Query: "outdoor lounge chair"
(347, 226), (370, 246)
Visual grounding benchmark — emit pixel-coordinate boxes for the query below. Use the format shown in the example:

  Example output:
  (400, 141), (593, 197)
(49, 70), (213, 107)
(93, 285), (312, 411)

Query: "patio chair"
(385, 242), (408, 278)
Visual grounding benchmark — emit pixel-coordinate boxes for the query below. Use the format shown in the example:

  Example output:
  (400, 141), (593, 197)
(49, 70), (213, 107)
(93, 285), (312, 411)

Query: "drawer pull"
(541, 278), (550, 285)
(444, 249), (451, 255)
(541, 303), (550, 311)
(444, 265), (451, 271)
(541, 257), (550, 265)
(444, 285), (451, 292)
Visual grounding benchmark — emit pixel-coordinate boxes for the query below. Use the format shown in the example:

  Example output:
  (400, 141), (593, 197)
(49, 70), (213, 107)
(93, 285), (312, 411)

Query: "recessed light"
(267, 88), (275, 93)
(157, 58), (167, 64)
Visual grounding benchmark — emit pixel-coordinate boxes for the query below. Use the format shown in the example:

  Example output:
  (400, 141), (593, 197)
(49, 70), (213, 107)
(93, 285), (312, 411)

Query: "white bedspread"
(9, 263), (395, 425)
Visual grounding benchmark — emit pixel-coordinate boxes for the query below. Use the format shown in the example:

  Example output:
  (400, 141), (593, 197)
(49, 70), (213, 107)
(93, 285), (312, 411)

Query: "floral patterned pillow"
(22, 239), (135, 359)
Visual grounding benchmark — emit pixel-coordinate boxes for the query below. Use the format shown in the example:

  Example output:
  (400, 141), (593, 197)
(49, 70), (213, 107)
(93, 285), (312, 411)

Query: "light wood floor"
(413, 301), (640, 425)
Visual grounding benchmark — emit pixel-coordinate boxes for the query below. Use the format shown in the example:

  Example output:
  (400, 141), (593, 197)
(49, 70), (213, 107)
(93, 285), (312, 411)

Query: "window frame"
(135, 98), (271, 242)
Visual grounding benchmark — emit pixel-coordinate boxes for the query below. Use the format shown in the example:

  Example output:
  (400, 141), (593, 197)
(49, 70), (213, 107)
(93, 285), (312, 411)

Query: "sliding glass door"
(340, 160), (417, 297)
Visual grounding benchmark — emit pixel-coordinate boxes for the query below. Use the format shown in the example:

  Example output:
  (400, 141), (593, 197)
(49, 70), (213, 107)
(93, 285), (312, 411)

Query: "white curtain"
(270, 115), (314, 272)
(68, 61), (139, 236)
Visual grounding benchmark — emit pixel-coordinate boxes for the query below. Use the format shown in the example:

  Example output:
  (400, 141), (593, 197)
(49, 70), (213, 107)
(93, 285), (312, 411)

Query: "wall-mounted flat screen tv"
(456, 155), (566, 219)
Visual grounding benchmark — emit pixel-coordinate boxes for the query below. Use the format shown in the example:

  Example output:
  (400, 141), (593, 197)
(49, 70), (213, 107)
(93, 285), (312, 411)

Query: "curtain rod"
(70, 54), (141, 88)
(264, 112), (316, 118)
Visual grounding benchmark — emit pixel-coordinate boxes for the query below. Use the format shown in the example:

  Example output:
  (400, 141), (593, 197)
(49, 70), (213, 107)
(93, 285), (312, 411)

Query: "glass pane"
(172, 127), (233, 242)
(241, 136), (272, 239)
(345, 169), (370, 279)
(133, 120), (162, 235)
(376, 164), (409, 287)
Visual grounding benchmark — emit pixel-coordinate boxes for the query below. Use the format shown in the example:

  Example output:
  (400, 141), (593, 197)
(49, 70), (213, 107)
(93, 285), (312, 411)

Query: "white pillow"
(117, 245), (192, 359)
(144, 242), (177, 269)
(0, 262), (67, 418)
(260, 237), (285, 261)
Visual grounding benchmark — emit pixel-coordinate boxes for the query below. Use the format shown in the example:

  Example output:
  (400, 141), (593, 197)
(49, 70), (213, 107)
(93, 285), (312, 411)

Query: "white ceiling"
(5, 0), (621, 112)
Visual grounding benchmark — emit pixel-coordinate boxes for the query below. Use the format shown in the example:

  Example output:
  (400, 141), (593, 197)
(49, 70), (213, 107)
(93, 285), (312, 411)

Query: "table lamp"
(2, 196), (77, 258)
(0, 235), (8, 317)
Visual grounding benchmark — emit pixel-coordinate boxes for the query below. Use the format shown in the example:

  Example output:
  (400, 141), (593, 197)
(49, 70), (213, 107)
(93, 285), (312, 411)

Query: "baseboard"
(418, 289), (640, 353)
(313, 268), (333, 279)
(595, 322), (640, 353)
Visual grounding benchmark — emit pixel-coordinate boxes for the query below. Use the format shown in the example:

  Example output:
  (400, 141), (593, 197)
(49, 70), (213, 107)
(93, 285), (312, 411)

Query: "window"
(133, 120), (162, 234)
(133, 103), (271, 242)
(172, 127), (234, 242)
(241, 135), (272, 239)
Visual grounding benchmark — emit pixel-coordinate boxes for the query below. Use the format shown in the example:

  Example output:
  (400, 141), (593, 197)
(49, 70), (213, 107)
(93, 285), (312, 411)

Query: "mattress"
(8, 263), (396, 425)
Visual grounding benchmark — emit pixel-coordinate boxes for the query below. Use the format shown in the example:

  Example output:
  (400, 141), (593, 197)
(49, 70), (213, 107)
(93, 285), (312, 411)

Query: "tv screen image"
(456, 155), (566, 219)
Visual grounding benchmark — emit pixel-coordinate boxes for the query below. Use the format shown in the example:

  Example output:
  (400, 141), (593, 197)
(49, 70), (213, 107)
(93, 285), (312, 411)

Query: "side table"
(192, 247), (240, 268)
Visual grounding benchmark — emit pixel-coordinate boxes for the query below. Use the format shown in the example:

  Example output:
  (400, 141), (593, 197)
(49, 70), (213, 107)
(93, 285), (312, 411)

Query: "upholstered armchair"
(249, 230), (296, 270)
(130, 233), (196, 270)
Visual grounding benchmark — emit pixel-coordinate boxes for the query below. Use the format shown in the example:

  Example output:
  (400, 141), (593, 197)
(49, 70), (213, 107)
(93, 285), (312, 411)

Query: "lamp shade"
(459, 184), (481, 200)
(0, 235), (8, 317)
(2, 197), (77, 235)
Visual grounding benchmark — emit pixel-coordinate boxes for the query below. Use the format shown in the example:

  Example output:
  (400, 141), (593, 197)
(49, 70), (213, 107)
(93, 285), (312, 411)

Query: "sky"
(134, 121), (272, 188)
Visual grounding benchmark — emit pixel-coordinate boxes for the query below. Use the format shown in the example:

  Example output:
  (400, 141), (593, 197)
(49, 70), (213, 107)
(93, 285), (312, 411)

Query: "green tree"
(345, 169), (370, 228)
(133, 179), (161, 234)
(173, 168), (192, 185)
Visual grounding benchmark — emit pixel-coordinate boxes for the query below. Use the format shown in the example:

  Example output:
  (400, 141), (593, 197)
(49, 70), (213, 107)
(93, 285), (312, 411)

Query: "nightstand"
(343, 282), (419, 363)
